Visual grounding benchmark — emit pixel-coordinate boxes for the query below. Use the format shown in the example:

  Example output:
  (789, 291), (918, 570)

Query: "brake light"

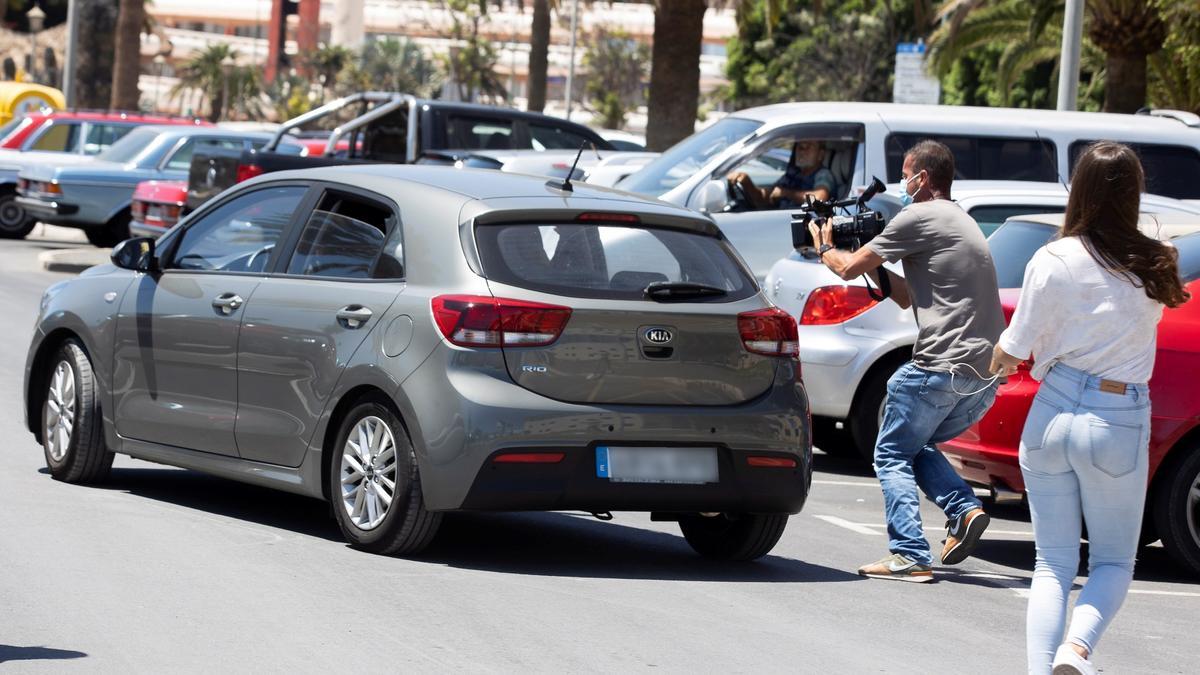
(431, 295), (571, 348)
(737, 307), (799, 357)
(131, 200), (147, 221)
(576, 212), (640, 224)
(235, 163), (264, 183)
(747, 456), (797, 468)
(800, 285), (878, 325)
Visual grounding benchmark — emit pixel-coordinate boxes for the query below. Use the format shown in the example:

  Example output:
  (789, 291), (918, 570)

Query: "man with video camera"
(807, 140), (1006, 583)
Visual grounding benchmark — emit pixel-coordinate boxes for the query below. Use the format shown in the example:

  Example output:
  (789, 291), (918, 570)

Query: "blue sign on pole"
(896, 42), (926, 55)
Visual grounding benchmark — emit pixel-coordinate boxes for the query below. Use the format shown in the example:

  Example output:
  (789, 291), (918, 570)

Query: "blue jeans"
(1021, 364), (1150, 675)
(875, 362), (998, 565)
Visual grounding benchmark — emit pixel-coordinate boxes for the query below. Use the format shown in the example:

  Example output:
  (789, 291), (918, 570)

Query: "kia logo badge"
(644, 328), (673, 344)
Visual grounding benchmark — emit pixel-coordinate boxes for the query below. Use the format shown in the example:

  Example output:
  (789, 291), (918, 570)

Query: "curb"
(38, 248), (111, 274)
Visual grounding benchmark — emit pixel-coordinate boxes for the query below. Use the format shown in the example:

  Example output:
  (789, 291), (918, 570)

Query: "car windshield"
(96, 127), (162, 164)
(987, 219), (1060, 288)
(619, 117), (762, 197)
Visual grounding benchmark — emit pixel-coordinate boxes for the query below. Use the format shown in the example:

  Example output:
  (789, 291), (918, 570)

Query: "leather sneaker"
(941, 507), (991, 565)
(856, 553), (934, 583)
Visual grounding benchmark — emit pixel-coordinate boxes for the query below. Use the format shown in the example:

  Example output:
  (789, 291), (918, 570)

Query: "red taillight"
(431, 295), (571, 348)
(737, 307), (799, 357)
(235, 163), (264, 183)
(131, 200), (147, 221)
(747, 456), (797, 468)
(799, 285), (879, 325)
(576, 212), (640, 224)
(493, 452), (566, 464)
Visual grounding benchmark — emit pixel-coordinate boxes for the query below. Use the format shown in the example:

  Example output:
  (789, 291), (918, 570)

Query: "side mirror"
(696, 178), (728, 213)
(110, 237), (159, 273)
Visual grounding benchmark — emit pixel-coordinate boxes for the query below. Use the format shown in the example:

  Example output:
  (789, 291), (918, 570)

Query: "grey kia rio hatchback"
(24, 165), (812, 560)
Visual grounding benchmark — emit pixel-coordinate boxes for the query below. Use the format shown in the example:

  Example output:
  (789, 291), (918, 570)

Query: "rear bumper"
(129, 220), (168, 238)
(460, 446), (810, 513)
(17, 195), (78, 218)
(939, 370), (1040, 494)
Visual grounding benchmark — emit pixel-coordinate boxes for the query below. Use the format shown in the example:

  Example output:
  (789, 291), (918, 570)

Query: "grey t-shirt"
(865, 199), (1006, 374)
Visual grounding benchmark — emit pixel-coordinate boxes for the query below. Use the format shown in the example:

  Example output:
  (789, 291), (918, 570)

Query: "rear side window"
(885, 134), (1058, 183)
(968, 204), (1064, 238)
(476, 223), (755, 301)
(529, 123), (592, 150)
(84, 123), (134, 154)
(987, 219), (1059, 288)
(30, 122), (81, 152)
(1070, 141), (1200, 200)
(447, 116), (514, 150)
(286, 192), (402, 279)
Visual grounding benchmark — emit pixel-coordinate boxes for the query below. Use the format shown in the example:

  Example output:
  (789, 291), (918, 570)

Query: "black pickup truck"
(187, 92), (613, 208)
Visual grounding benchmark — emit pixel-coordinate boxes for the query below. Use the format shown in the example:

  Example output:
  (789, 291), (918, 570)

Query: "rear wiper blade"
(644, 281), (728, 301)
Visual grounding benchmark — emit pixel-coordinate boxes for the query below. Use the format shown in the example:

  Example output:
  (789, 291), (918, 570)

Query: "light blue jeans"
(875, 362), (998, 565)
(1021, 363), (1151, 675)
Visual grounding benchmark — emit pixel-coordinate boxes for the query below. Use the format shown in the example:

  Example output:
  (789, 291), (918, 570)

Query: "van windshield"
(619, 117), (762, 197)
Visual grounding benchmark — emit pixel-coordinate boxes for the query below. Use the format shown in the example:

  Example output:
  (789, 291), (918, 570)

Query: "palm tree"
(342, 38), (441, 98)
(645, 0), (708, 151)
(171, 44), (258, 122)
(930, 0), (1166, 113)
(307, 45), (355, 104)
(75, 0), (119, 108)
(527, 0), (552, 111)
(111, 0), (145, 110)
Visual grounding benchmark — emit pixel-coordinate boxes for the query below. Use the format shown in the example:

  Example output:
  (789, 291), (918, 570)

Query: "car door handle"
(336, 305), (373, 329)
(212, 293), (244, 315)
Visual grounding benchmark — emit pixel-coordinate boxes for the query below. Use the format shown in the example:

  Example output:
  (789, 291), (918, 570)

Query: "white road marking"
(812, 479), (879, 487)
(812, 515), (883, 535)
(1127, 589), (1200, 598)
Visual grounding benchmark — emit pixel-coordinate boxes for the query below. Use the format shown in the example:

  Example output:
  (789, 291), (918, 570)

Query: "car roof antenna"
(546, 141), (592, 193)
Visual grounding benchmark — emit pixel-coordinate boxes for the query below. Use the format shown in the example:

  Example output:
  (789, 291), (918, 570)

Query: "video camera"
(791, 176), (888, 251)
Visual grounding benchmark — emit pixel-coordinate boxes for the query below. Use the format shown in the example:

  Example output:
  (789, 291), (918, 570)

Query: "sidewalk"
(28, 224), (109, 274)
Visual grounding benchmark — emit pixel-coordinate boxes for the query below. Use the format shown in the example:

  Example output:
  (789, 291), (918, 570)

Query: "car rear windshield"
(475, 222), (756, 301)
(987, 219), (1059, 288)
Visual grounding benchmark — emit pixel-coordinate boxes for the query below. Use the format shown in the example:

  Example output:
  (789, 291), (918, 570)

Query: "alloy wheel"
(0, 198), (25, 230)
(44, 361), (76, 462)
(339, 415), (398, 531)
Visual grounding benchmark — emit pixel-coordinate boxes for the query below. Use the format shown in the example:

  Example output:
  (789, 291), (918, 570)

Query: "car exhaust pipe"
(990, 485), (1025, 506)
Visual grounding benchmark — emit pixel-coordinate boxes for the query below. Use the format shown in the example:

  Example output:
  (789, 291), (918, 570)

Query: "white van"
(618, 102), (1200, 279)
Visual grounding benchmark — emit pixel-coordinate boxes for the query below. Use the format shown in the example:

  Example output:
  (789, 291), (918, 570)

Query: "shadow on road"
(0, 645), (87, 663)
(811, 448), (875, 479)
(422, 511), (864, 584)
(73, 466), (343, 543)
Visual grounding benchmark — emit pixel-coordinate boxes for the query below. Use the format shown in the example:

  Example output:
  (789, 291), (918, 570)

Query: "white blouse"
(997, 236), (1165, 384)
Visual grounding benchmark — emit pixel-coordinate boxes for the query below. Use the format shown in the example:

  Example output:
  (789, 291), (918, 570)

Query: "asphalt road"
(2, 229), (1197, 673)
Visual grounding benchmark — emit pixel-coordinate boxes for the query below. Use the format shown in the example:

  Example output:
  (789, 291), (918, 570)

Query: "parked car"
(16, 126), (303, 247)
(24, 165), (812, 560)
(0, 111), (208, 239)
(186, 93), (615, 209)
(595, 129), (647, 151)
(941, 217), (1200, 576)
(762, 183), (1200, 460)
(615, 102), (1200, 279)
(129, 180), (188, 237)
(584, 152), (660, 188)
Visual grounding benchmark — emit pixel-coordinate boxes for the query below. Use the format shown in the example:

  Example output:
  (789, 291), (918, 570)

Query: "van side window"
(885, 134), (1058, 183)
(1069, 141), (1200, 200)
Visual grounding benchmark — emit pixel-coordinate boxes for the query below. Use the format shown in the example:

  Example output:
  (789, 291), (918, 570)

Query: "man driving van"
(727, 139), (836, 210)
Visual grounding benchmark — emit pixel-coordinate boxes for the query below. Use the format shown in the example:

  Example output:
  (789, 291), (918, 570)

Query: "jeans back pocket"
(1087, 418), (1145, 478)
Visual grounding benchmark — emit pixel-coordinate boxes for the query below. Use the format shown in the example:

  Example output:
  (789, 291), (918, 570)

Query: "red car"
(129, 179), (188, 236)
(942, 214), (1200, 576)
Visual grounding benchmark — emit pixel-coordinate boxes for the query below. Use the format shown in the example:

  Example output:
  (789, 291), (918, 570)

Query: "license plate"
(595, 446), (718, 485)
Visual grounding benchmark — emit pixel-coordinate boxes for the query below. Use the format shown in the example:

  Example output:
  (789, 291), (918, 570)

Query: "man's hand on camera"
(989, 344), (1023, 377)
(806, 221), (911, 310)
(807, 219), (834, 251)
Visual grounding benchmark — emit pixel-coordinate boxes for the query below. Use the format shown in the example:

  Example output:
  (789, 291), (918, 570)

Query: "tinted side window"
(1070, 141), (1200, 200)
(165, 137), (244, 171)
(446, 116), (514, 150)
(529, 123), (591, 150)
(885, 134), (1058, 183)
(171, 186), (305, 272)
(968, 204), (1065, 238)
(30, 122), (81, 152)
(986, 219), (1059, 288)
(286, 193), (401, 279)
(84, 124), (134, 155)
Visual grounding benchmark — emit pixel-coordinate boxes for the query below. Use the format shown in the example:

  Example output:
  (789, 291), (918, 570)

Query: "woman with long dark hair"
(991, 141), (1190, 675)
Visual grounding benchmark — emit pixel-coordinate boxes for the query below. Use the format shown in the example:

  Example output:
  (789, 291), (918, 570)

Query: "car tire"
(42, 340), (114, 484)
(0, 189), (34, 239)
(328, 399), (442, 556)
(849, 366), (895, 464)
(679, 513), (788, 561)
(1152, 443), (1200, 576)
(85, 211), (131, 248)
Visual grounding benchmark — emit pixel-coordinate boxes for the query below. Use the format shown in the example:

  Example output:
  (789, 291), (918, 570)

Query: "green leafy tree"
(1148, 0), (1200, 114)
(170, 45), (263, 122)
(339, 38), (442, 99)
(442, 0), (508, 103)
(306, 45), (355, 104)
(582, 27), (649, 130)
